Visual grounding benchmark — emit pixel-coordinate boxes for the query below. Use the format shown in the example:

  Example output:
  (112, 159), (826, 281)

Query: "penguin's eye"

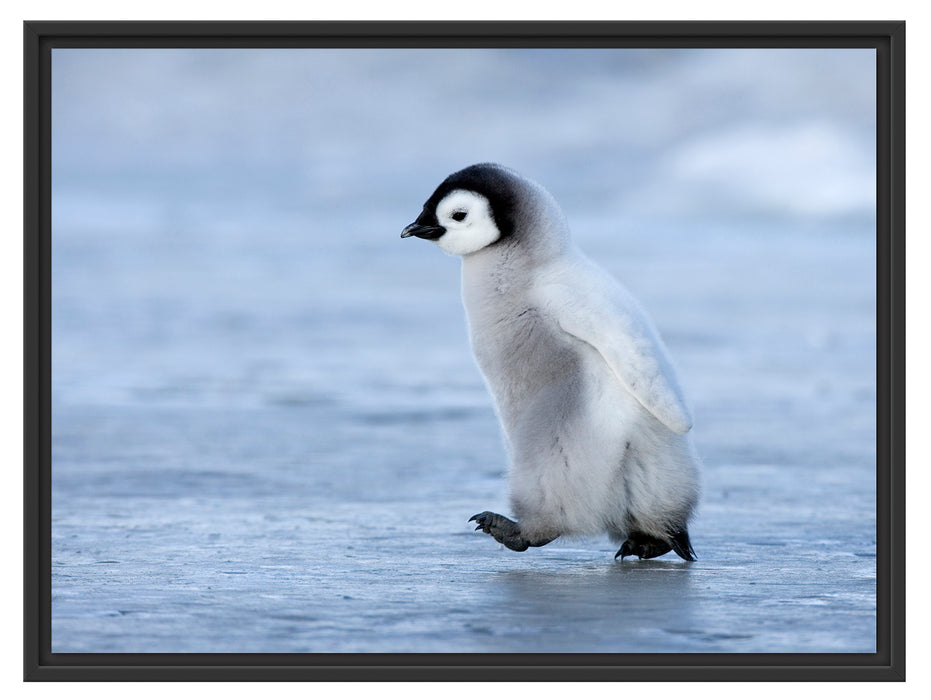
(451, 211), (467, 222)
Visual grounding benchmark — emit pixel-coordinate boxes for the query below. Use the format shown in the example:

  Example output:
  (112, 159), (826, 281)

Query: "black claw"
(615, 541), (636, 560)
(470, 512), (493, 533)
(669, 529), (697, 562)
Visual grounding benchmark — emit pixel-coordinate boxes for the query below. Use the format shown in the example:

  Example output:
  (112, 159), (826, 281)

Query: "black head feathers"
(412, 163), (520, 239)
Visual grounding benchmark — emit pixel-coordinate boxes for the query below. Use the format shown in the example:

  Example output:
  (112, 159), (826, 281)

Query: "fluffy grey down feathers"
(402, 163), (700, 559)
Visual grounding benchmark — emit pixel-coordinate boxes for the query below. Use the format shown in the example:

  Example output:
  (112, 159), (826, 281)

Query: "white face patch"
(433, 190), (501, 256)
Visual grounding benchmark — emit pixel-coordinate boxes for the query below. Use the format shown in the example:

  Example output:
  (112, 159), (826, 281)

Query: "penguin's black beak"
(401, 222), (446, 240)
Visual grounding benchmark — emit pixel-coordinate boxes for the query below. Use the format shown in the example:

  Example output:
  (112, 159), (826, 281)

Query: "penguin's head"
(401, 163), (520, 257)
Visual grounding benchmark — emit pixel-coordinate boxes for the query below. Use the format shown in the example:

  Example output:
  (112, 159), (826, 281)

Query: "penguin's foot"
(616, 532), (671, 560)
(616, 528), (697, 562)
(469, 511), (554, 552)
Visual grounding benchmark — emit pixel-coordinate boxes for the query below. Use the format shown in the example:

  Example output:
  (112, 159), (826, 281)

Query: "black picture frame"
(24, 20), (905, 682)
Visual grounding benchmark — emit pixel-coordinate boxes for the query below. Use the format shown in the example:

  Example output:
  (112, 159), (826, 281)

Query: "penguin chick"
(401, 163), (700, 561)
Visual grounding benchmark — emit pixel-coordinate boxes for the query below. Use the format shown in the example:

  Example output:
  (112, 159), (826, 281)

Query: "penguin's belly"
(471, 312), (574, 416)
(470, 309), (642, 533)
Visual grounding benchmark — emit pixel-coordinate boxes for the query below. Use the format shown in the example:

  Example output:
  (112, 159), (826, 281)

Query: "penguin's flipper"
(541, 276), (694, 435)
(469, 511), (554, 551)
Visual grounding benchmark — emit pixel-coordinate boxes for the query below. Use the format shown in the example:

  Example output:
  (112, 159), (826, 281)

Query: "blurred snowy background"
(51, 48), (876, 653)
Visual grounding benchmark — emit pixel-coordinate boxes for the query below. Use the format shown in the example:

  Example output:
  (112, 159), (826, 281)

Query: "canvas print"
(50, 47), (877, 653)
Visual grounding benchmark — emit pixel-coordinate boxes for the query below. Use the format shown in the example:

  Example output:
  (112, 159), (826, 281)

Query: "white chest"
(460, 254), (582, 417)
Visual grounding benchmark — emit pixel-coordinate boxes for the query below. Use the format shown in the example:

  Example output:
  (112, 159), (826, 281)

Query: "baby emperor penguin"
(401, 163), (700, 561)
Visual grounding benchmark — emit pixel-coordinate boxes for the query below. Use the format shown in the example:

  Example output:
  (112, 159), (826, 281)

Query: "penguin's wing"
(540, 276), (694, 435)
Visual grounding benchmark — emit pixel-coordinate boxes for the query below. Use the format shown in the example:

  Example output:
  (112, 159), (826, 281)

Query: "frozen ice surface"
(52, 404), (876, 654)
(51, 48), (876, 653)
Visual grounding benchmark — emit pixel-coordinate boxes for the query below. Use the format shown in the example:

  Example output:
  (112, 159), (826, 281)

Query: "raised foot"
(616, 529), (697, 562)
(469, 511), (554, 551)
